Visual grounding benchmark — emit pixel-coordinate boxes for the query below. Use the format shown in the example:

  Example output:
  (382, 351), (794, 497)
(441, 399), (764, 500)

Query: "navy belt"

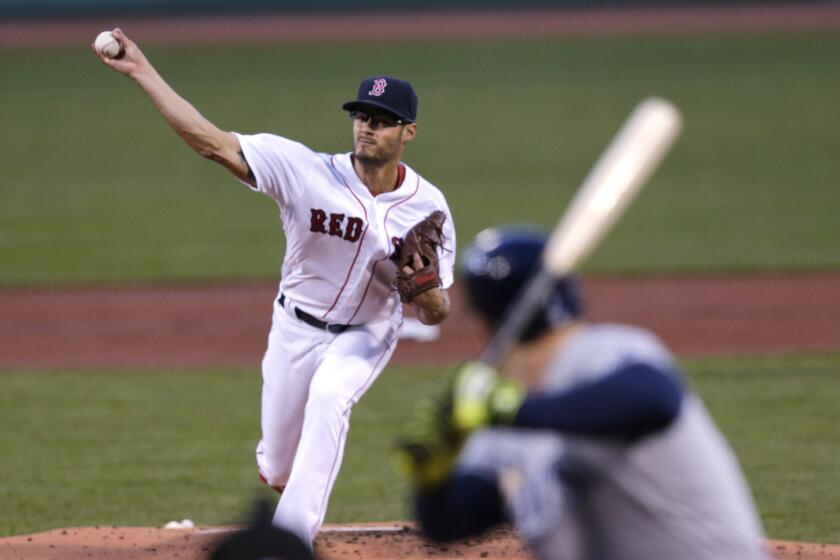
(279, 293), (352, 334)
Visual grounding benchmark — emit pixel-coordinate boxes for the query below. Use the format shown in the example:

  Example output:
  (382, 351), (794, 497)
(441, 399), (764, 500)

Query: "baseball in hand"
(94, 31), (124, 59)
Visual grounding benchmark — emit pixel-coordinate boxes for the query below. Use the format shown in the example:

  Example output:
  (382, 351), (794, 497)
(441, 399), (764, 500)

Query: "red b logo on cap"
(368, 78), (388, 96)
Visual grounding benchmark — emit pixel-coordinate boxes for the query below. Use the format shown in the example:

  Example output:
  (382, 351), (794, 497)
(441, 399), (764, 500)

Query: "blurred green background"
(2, 24), (840, 545)
(2, 33), (839, 284)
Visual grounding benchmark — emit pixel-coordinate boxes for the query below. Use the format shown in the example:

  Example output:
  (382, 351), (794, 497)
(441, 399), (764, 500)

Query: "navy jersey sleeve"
(514, 362), (684, 442)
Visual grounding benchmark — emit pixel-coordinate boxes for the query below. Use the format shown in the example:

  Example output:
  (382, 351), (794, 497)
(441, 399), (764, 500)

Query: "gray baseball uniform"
(456, 323), (767, 560)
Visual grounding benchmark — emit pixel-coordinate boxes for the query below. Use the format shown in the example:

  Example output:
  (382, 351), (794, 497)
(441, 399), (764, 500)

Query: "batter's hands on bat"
(92, 29), (149, 79)
(451, 361), (526, 434)
(393, 391), (464, 489)
(394, 362), (526, 489)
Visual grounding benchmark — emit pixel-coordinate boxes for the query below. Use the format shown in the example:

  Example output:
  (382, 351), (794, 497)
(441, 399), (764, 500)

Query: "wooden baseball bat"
(480, 97), (683, 367)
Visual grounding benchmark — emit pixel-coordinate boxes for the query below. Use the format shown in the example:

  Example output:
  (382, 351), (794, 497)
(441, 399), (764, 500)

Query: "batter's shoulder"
(555, 323), (676, 383)
(587, 323), (673, 361)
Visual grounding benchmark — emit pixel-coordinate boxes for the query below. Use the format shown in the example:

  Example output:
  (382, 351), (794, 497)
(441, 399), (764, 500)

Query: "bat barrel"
(479, 97), (682, 367)
(543, 97), (682, 275)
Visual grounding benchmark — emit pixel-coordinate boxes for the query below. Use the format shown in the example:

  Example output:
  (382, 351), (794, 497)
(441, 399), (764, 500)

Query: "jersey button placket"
(340, 199), (379, 322)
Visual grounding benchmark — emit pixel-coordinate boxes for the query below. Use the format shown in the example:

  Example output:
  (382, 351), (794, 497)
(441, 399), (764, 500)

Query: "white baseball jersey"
(235, 133), (456, 323)
(458, 324), (767, 560)
(235, 132), (455, 545)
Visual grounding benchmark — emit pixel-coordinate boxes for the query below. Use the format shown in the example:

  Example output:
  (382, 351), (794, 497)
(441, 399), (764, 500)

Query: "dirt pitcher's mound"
(0, 524), (527, 560)
(1, 524), (838, 560)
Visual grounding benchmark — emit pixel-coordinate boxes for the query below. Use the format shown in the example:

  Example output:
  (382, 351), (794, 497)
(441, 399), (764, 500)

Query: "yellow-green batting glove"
(452, 361), (527, 434)
(393, 395), (464, 489)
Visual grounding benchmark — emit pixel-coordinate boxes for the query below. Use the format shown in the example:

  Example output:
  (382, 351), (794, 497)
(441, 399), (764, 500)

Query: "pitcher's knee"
(307, 379), (353, 414)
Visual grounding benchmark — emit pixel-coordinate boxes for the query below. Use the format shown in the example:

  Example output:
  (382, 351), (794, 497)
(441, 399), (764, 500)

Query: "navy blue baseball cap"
(342, 76), (418, 123)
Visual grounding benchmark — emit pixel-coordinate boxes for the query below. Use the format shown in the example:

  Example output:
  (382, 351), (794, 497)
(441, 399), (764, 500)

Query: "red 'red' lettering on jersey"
(310, 209), (365, 243)
(368, 78), (388, 96)
(310, 209), (328, 233)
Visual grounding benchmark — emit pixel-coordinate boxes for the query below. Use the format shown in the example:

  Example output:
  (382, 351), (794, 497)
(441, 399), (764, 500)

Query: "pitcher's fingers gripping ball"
(93, 30), (125, 59)
(394, 210), (448, 303)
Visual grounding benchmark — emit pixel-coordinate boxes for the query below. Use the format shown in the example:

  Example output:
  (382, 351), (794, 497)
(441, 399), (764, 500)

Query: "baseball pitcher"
(94, 29), (455, 547)
(397, 226), (768, 560)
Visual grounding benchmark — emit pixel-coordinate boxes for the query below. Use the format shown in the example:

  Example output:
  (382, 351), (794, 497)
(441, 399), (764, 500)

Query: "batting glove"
(393, 395), (464, 489)
(452, 361), (527, 434)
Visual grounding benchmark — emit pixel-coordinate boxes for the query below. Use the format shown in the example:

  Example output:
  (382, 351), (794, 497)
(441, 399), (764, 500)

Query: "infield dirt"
(2, 273), (839, 370)
(1, 524), (839, 560)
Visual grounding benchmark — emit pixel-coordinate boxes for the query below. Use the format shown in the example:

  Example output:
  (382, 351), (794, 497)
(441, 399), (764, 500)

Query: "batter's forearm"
(514, 363), (684, 441)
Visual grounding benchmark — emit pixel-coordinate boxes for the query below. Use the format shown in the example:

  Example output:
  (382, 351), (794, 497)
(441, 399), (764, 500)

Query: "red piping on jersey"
(347, 174), (420, 324)
(323, 155), (369, 320)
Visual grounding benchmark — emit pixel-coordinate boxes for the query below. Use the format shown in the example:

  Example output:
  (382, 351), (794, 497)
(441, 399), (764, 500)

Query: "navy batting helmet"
(461, 226), (583, 342)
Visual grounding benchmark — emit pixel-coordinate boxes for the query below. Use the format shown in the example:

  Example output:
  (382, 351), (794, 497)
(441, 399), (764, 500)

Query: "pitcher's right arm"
(93, 28), (254, 185)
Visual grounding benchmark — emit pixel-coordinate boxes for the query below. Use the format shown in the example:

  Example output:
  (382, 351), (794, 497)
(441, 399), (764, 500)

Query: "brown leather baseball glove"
(394, 210), (447, 304)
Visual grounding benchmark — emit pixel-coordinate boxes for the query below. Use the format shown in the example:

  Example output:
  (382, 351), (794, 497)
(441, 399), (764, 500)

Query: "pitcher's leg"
(273, 319), (400, 544)
(257, 312), (330, 490)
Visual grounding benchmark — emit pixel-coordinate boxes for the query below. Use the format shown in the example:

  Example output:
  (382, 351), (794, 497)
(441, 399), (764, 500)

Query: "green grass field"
(2, 32), (839, 284)
(1, 354), (839, 542)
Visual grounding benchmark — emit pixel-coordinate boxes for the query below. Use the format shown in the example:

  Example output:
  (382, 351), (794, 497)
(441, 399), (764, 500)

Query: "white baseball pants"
(256, 296), (401, 545)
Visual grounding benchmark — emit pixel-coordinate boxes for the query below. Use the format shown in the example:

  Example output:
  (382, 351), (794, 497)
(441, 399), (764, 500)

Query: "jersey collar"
(337, 153), (417, 201)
